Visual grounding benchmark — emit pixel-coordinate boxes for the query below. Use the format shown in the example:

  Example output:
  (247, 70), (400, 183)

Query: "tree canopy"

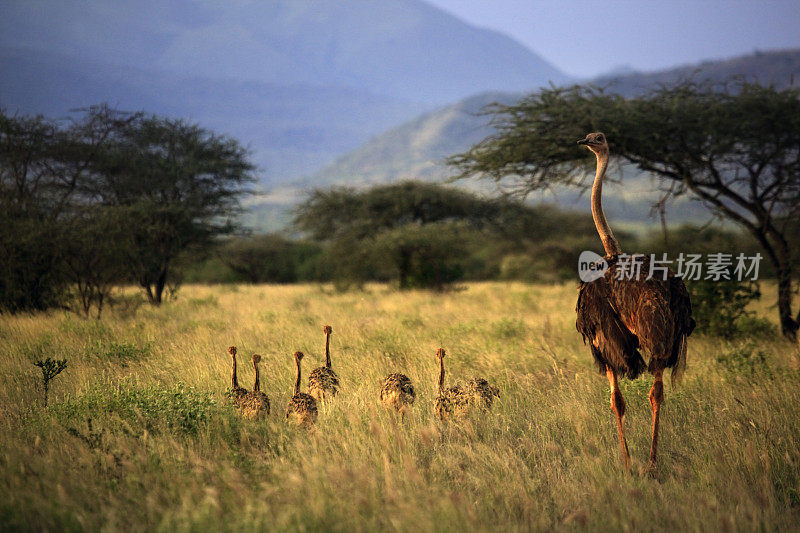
(80, 111), (256, 304)
(293, 181), (600, 290)
(449, 80), (800, 341)
(0, 106), (255, 313)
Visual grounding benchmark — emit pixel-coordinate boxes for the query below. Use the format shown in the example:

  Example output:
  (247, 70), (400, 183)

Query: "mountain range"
(0, 0), (566, 184)
(2, 1), (799, 231)
(313, 48), (800, 188)
(287, 48), (800, 231)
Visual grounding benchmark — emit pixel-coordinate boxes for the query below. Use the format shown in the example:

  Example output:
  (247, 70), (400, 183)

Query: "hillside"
(0, 46), (424, 185)
(303, 48), (800, 226)
(294, 91), (520, 188)
(313, 48), (800, 188)
(591, 47), (800, 95)
(0, 1), (566, 184)
(0, 0), (566, 105)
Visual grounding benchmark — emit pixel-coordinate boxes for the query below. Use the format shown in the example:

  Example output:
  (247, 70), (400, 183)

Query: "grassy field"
(1, 282), (799, 531)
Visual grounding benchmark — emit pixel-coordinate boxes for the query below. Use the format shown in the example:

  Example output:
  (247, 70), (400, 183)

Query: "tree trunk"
(96, 292), (104, 319)
(153, 267), (168, 305)
(745, 226), (798, 343)
(142, 280), (156, 304)
(398, 248), (411, 290)
(776, 266), (799, 343)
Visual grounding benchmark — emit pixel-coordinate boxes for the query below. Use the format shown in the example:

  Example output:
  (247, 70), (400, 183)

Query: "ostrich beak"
(577, 139), (589, 145)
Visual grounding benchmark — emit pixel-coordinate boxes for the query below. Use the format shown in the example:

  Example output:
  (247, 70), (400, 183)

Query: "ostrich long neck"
(591, 150), (622, 256)
(325, 333), (331, 369)
(294, 358), (301, 396)
(253, 361), (261, 392)
(438, 357), (445, 394)
(231, 354), (239, 389)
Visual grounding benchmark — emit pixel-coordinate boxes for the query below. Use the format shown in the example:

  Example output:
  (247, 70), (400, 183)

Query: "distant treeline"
(0, 104), (785, 328)
(186, 181), (767, 288)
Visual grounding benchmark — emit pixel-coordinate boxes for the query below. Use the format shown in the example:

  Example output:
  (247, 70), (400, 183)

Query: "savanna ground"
(1, 282), (799, 531)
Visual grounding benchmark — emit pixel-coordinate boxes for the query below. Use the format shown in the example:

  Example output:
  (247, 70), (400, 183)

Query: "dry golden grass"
(1, 282), (799, 531)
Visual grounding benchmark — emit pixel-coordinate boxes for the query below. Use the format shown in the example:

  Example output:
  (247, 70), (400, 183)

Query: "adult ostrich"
(575, 132), (695, 472)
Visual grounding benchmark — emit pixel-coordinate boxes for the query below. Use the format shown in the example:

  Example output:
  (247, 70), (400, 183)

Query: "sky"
(426, 0), (800, 78)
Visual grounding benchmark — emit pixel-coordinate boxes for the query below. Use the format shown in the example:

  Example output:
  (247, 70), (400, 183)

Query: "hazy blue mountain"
(0, 1), (566, 103)
(0, 0), (566, 184)
(294, 91), (521, 188)
(311, 48), (800, 190)
(300, 48), (800, 228)
(591, 48), (800, 95)
(0, 46), (426, 184)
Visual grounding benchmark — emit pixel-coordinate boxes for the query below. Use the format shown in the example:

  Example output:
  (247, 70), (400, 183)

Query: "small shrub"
(491, 318), (527, 339)
(717, 342), (771, 377)
(688, 279), (761, 337)
(33, 357), (68, 407)
(55, 380), (216, 434)
(735, 315), (778, 338)
(87, 340), (152, 365)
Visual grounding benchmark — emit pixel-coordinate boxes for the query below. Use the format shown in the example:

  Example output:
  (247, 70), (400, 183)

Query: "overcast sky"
(427, 0), (800, 78)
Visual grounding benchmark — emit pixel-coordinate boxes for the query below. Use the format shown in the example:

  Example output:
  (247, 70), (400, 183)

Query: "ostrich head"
(228, 346), (237, 357)
(436, 348), (446, 360)
(252, 353), (261, 365)
(577, 132), (608, 156)
(293, 351), (304, 362)
(323, 325), (332, 335)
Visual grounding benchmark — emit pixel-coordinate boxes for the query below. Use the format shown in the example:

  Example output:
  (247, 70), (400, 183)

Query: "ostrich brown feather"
(379, 373), (416, 415)
(576, 132), (694, 472)
(286, 351), (318, 427)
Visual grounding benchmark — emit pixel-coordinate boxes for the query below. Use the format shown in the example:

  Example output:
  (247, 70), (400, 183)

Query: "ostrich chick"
(307, 325), (340, 402)
(379, 373), (416, 417)
(465, 377), (500, 410)
(241, 353), (270, 419)
(434, 348), (469, 421)
(285, 351), (318, 427)
(225, 346), (249, 406)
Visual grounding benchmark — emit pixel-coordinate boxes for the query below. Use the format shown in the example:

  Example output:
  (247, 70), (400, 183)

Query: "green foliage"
(716, 342), (771, 377)
(33, 357), (68, 407)
(295, 181), (493, 289)
(372, 223), (468, 290)
(735, 315), (778, 338)
(217, 234), (325, 283)
(55, 380), (217, 434)
(88, 340), (152, 364)
(294, 181), (604, 289)
(0, 106), (256, 313)
(0, 113), (69, 312)
(449, 79), (800, 340)
(0, 216), (69, 313)
(688, 279), (761, 337)
(83, 109), (257, 304)
(295, 181), (500, 241)
(62, 207), (133, 318)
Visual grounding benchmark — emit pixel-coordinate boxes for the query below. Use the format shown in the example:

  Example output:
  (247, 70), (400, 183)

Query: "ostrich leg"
(606, 368), (630, 469)
(646, 369), (664, 473)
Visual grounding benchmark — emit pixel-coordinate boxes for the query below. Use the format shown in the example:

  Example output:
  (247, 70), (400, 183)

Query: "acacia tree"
(0, 107), (133, 312)
(294, 181), (503, 289)
(80, 111), (255, 304)
(449, 81), (800, 342)
(62, 207), (133, 318)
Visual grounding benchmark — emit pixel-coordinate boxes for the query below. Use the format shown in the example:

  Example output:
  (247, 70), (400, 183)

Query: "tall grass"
(1, 282), (798, 531)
